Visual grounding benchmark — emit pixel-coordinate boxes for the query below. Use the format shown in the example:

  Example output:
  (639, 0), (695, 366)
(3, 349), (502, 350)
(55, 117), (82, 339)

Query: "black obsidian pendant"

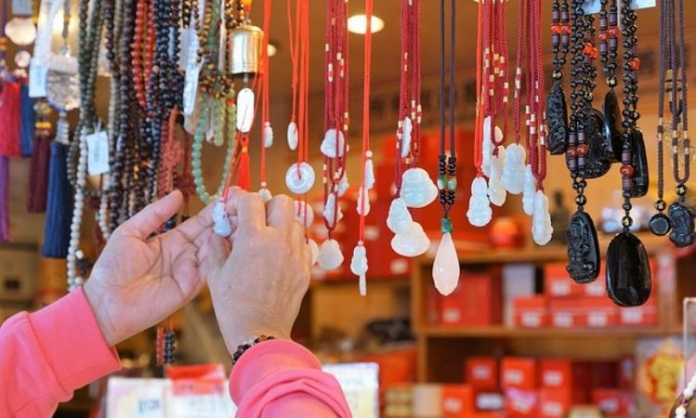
(649, 213), (671, 236)
(669, 202), (695, 247)
(566, 211), (600, 283)
(547, 80), (568, 155)
(583, 109), (612, 179)
(629, 130), (649, 197)
(606, 232), (651, 306)
(602, 90), (623, 162)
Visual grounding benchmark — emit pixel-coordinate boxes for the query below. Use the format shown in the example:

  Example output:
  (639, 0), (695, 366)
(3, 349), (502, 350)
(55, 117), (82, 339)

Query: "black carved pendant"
(649, 213), (671, 236)
(602, 90), (623, 162)
(606, 232), (651, 307)
(566, 211), (600, 283)
(547, 80), (568, 155)
(582, 108), (612, 179)
(669, 202), (695, 247)
(629, 130), (649, 197)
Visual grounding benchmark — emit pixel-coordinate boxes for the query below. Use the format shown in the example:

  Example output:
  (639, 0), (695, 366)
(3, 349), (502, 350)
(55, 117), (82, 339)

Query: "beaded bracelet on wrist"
(231, 335), (275, 366)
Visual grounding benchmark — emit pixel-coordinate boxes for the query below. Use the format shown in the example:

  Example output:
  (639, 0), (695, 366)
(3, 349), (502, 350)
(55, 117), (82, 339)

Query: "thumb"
(198, 230), (231, 282)
(117, 191), (183, 239)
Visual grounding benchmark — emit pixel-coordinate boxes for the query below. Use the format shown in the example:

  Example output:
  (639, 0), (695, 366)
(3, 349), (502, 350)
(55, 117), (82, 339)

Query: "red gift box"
(540, 359), (572, 389)
(440, 272), (501, 326)
(619, 357), (635, 389)
(475, 392), (504, 412)
(619, 297), (658, 326)
(548, 298), (581, 328)
(501, 357), (537, 390)
(466, 357), (499, 390)
(442, 385), (475, 417)
(538, 388), (572, 418)
(592, 389), (632, 417)
(545, 263), (584, 298)
(505, 388), (538, 418)
(591, 361), (619, 389)
(514, 296), (549, 328)
(581, 297), (620, 328)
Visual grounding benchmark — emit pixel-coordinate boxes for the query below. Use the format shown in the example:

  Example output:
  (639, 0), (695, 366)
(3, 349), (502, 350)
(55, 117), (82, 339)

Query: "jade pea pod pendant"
(546, 80), (568, 155)
(628, 130), (649, 198)
(606, 232), (651, 307)
(582, 108), (612, 179)
(602, 89), (623, 162)
(669, 202), (695, 248)
(566, 211), (600, 284)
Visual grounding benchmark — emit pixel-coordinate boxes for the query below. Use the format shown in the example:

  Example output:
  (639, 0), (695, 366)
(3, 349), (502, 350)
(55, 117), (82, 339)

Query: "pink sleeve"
(0, 289), (121, 418)
(229, 339), (352, 418)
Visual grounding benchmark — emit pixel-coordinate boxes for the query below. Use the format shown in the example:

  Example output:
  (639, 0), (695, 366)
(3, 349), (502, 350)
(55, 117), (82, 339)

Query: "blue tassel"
(42, 142), (73, 258)
(19, 84), (35, 158)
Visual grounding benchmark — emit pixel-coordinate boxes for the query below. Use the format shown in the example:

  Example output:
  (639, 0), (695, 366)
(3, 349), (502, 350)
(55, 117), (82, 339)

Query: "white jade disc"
(285, 162), (315, 194)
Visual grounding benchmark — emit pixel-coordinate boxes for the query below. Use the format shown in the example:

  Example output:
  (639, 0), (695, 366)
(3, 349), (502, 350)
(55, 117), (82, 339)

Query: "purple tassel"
(0, 157), (10, 242)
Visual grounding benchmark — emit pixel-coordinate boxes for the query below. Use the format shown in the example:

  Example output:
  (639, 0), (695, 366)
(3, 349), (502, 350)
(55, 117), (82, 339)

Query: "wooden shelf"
(420, 325), (679, 338)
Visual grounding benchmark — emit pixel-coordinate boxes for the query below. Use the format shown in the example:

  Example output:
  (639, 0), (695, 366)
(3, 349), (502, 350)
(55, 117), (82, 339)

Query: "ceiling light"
(347, 14), (384, 35)
(267, 43), (277, 57)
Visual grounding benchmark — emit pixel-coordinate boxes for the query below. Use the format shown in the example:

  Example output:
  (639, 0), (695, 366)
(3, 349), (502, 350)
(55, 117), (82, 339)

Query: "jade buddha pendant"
(606, 232), (651, 307)
(566, 211), (600, 284)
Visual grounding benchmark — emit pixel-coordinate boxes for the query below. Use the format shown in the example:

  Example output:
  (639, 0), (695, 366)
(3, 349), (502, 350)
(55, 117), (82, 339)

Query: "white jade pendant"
(386, 198), (413, 234)
(487, 147), (507, 207)
(320, 129), (346, 158)
(308, 238), (319, 265)
(317, 239), (344, 270)
(467, 176), (493, 227)
(337, 173), (349, 197)
(323, 192), (343, 227)
(294, 200), (314, 227)
(522, 164), (536, 216)
(391, 222), (430, 257)
(236, 87), (255, 133)
(400, 167), (438, 208)
(258, 187), (273, 203)
(364, 157), (375, 190)
(501, 143), (526, 194)
(432, 232), (460, 295)
(532, 190), (553, 246)
(212, 201), (232, 237)
(5, 17), (36, 46)
(285, 162), (315, 194)
(351, 245), (369, 296)
(287, 121), (298, 150)
(400, 117), (413, 158)
(357, 186), (371, 216)
(263, 122), (274, 148)
(482, 117), (493, 177)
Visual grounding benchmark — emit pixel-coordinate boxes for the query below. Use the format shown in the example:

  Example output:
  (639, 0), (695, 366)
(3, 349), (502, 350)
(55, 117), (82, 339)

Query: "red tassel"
(235, 134), (251, 190)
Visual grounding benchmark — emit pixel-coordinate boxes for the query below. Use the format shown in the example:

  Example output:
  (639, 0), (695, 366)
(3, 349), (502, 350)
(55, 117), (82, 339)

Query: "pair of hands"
(83, 189), (312, 354)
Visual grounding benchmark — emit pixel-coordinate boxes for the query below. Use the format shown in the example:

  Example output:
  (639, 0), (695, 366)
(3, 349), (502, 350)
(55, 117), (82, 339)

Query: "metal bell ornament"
(229, 24), (264, 76)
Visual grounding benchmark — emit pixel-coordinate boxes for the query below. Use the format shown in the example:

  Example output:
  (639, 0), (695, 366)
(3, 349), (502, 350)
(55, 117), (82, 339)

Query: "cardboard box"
(466, 357), (499, 390)
(545, 263), (583, 298)
(504, 388), (538, 418)
(501, 358), (537, 390)
(538, 388), (572, 418)
(619, 297), (658, 326)
(441, 385), (475, 417)
(440, 272), (501, 326)
(548, 298), (581, 328)
(549, 297), (619, 328)
(513, 296), (548, 328)
(475, 392), (504, 412)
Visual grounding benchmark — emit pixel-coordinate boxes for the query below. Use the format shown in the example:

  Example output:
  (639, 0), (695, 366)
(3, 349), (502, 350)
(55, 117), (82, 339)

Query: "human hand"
(200, 190), (312, 353)
(84, 190), (214, 346)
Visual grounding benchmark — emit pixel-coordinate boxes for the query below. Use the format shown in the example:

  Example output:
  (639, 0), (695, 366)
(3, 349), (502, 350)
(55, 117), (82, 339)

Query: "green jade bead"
(440, 218), (453, 234)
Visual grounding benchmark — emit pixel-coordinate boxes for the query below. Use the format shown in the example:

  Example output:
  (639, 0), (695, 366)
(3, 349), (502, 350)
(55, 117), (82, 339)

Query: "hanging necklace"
(431, 0), (459, 296)
(319, 0), (349, 266)
(467, 0), (493, 228)
(547, 0), (570, 155)
(605, 0), (651, 307)
(387, 0), (435, 261)
(598, 0), (623, 163)
(257, 0), (272, 200)
(653, 0), (693, 246)
(565, 0), (601, 284)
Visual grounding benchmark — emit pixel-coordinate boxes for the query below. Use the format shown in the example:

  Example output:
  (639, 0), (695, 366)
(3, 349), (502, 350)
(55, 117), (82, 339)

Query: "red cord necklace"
(257, 0), (272, 199)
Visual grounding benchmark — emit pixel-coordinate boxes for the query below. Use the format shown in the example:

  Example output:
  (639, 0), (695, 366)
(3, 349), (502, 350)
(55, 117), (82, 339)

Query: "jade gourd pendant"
(566, 211), (600, 284)
(606, 232), (651, 307)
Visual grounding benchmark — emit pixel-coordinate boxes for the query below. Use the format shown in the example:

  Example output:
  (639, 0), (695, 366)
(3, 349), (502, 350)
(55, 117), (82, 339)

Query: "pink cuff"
(29, 288), (121, 392)
(230, 339), (322, 402)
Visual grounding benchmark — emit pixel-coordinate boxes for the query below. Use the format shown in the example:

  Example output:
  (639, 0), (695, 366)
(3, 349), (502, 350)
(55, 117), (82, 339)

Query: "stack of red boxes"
(432, 270), (502, 326)
(501, 357), (538, 418)
(514, 262), (658, 329)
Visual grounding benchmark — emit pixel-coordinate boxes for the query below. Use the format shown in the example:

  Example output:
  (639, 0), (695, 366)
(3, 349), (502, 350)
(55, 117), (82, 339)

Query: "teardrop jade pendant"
(606, 232), (651, 307)
(432, 232), (459, 296)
